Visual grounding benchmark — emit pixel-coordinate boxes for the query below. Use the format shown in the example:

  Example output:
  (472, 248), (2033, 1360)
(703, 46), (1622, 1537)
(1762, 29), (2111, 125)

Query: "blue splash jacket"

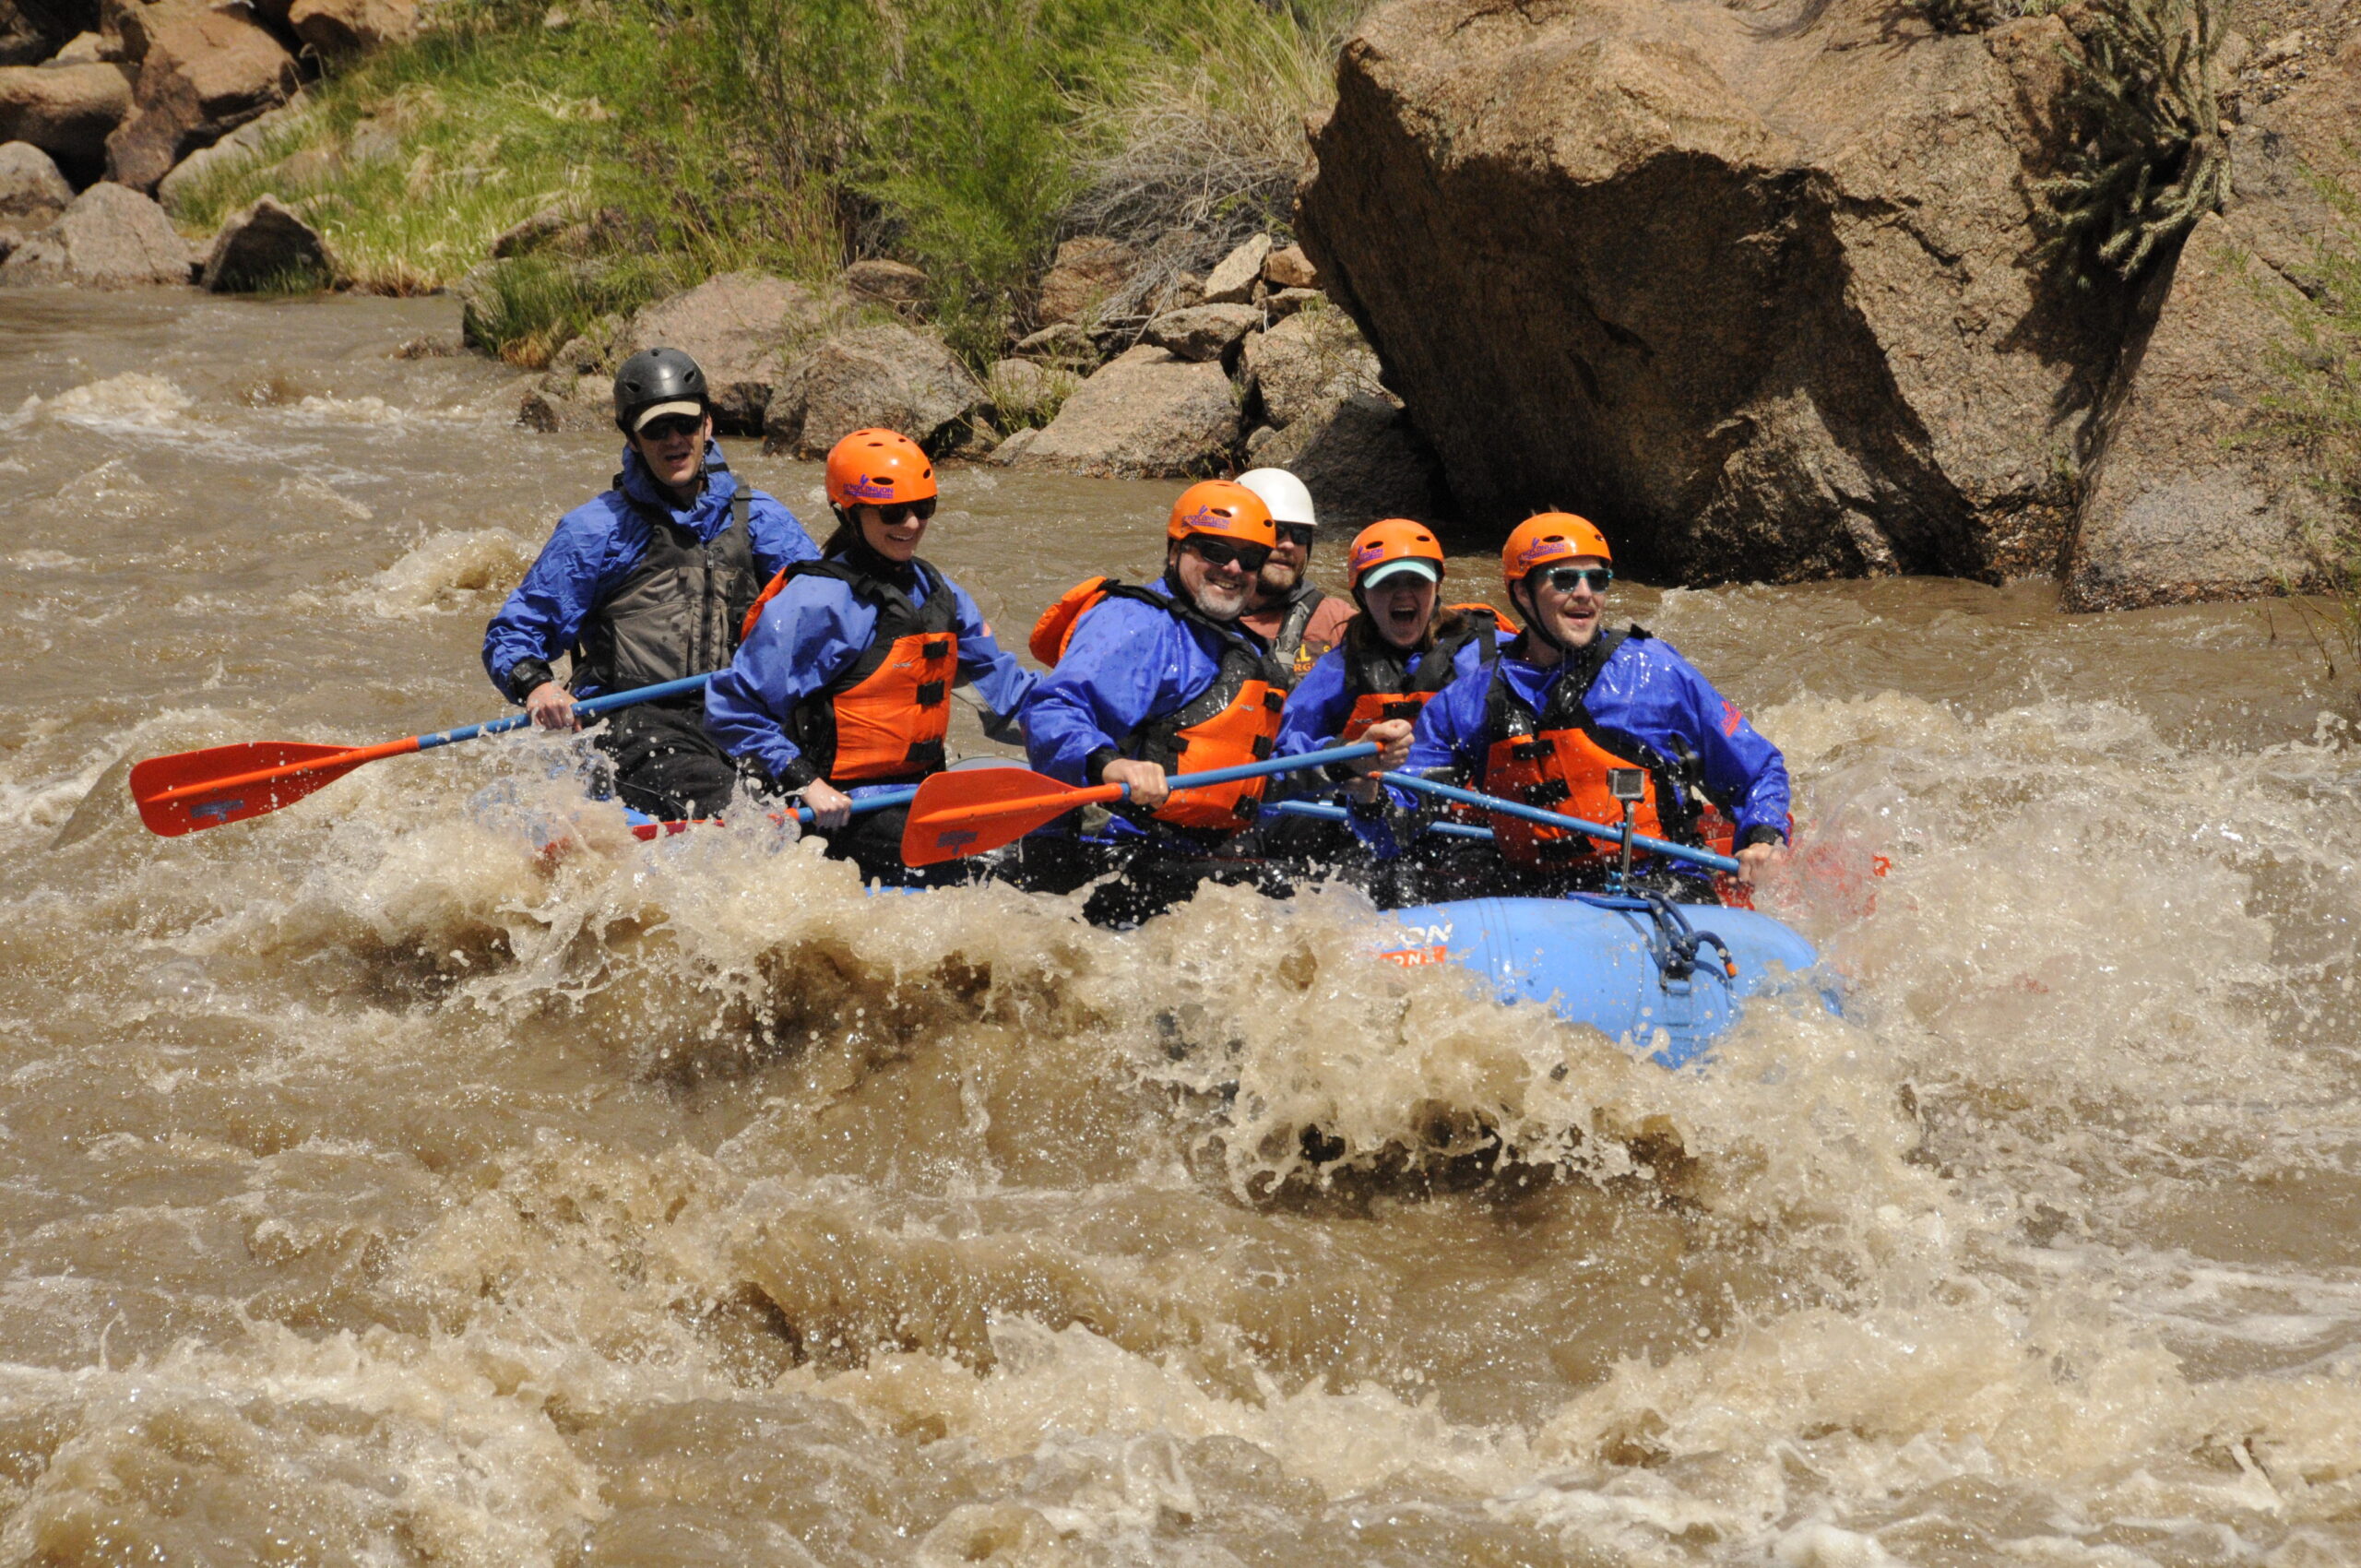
(1020, 577), (1271, 785)
(1371, 630), (1790, 857)
(705, 558), (1037, 797)
(481, 442), (818, 700)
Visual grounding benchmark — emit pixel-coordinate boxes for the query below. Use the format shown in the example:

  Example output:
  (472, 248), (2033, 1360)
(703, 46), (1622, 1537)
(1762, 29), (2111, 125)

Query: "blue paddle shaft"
(416, 674), (714, 752)
(1114, 742), (1378, 799)
(1380, 771), (1742, 873)
(1264, 797), (1495, 841)
(791, 785), (917, 826)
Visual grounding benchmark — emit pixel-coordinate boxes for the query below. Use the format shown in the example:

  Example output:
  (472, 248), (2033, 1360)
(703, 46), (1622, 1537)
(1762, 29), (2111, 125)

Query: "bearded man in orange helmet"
(705, 429), (1036, 885)
(1018, 479), (1412, 924)
(1380, 513), (1789, 901)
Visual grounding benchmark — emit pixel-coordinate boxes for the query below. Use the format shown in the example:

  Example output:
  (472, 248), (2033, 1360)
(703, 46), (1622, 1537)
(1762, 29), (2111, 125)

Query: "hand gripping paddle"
(130, 673), (714, 837)
(897, 742), (1380, 866)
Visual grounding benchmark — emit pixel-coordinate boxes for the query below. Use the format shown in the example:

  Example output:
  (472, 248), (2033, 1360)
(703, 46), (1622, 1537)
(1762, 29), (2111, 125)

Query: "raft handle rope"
(1572, 891), (1738, 981)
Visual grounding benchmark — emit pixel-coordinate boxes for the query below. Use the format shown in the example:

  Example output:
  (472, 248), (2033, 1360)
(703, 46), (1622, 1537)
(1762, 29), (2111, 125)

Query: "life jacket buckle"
(1383, 700), (1421, 720)
(922, 636), (953, 659)
(1262, 689), (1286, 712)
(1525, 779), (1572, 807)
(1509, 739), (1547, 764)
(1252, 735), (1275, 760)
(916, 679), (946, 707)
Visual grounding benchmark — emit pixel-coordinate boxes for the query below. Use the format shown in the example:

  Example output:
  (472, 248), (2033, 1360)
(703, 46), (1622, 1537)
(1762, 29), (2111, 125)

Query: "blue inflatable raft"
(607, 801), (1832, 1070)
(1370, 895), (1833, 1068)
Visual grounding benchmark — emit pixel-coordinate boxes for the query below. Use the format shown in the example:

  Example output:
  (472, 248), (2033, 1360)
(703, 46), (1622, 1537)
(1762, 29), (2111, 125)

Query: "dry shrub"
(1062, 0), (1360, 324)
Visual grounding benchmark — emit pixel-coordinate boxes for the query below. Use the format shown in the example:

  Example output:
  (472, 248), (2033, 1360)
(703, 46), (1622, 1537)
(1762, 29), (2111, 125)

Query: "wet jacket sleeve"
(1021, 599), (1200, 787)
(481, 503), (625, 701)
(945, 579), (1038, 729)
(745, 493), (821, 580)
(703, 580), (872, 788)
(1273, 650), (1352, 759)
(1610, 640), (1791, 845)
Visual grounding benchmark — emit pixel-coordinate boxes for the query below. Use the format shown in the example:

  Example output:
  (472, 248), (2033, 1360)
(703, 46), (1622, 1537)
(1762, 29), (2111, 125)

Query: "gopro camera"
(1608, 768), (1645, 802)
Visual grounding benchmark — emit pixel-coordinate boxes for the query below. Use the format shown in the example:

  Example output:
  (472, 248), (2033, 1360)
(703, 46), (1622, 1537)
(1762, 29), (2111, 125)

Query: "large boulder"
(285, 0), (414, 55)
(199, 193), (327, 291)
(1035, 235), (1136, 327)
(762, 323), (983, 457)
(103, 0), (298, 193)
(1298, 0), (2116, 584)
(0, 137), (68, 222)
(0, 177), (187, 284)
(616, 270), (848, 435)
(1009, 344), (1240, 479)
(0, 59), (129, 166)
(0, 0), (90, 66)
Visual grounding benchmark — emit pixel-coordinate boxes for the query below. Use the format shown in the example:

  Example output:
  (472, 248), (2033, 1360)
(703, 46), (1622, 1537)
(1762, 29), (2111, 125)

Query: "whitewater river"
(2, 289), (2358, 1566)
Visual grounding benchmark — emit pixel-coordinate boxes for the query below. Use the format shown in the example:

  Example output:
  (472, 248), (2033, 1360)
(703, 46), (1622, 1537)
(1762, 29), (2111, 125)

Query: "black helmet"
(612, 347), (710, 433)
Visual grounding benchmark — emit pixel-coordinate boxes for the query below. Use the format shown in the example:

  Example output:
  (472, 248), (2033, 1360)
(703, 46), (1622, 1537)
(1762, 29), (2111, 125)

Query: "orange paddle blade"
(900, 766), (1107, 865)
(131, 742), (367, 837)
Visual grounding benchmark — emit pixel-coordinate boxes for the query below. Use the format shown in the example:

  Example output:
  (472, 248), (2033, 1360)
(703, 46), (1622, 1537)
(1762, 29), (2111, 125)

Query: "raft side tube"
(1375, 897), (1833, 1069)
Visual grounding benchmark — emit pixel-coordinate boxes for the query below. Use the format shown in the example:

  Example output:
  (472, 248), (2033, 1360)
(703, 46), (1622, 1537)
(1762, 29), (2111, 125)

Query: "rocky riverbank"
(5, 0), (2357, 612)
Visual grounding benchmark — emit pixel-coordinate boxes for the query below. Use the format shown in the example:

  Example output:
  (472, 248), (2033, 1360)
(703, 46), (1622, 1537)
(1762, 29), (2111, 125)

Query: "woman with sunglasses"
(482, 347), (819, 819)
(1379, 513), (1790, 900)
(704, 429), (1036, 885)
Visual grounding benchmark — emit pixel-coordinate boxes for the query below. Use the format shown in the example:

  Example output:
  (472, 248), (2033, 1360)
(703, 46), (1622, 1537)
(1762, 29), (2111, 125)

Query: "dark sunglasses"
(1188, 536), (1273, 575)
(636, 414), (705, 441)
(1542, 565), (1613, 593)
(1275, 522), (1316, 548)
(864, 498), (937, 525)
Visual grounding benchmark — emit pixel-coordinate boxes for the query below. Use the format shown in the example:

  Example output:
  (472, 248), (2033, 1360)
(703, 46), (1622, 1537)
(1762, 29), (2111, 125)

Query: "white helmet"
(1236, 468), (1317, 530)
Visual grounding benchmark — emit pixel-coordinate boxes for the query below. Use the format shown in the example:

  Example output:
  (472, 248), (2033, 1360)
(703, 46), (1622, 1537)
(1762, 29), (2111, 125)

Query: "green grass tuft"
(178, 0), (1365, 365)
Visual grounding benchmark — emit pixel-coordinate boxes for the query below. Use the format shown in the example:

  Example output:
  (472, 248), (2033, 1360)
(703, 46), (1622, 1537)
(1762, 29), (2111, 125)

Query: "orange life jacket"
(1335, 610), (1501, 742)
(1039, 576), (1290, 833)
(754, 555), (960, 785)
(1477, 628), (1703, 869)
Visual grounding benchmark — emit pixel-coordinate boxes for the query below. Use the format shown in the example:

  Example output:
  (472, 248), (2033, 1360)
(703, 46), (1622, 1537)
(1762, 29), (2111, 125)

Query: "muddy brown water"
(2, 290), (2360, 1565)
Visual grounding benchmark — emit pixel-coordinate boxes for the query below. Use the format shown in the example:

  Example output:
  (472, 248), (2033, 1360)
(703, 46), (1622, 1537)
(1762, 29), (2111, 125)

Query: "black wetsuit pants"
(593, 703), (748, 821)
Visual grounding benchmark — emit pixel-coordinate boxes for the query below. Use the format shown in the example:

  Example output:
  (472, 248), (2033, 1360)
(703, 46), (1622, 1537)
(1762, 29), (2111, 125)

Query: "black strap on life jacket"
(781, 552), (958, 778)
(1480, 624), (1703, 841)
(1341, 614), (1498, 721)
(1114, 576), (1291, 772)
(571, 487), (755, 697)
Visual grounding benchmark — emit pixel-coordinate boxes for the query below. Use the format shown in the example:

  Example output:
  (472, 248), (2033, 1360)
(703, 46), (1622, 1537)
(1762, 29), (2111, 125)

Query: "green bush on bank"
(178, 0), (1361, 365)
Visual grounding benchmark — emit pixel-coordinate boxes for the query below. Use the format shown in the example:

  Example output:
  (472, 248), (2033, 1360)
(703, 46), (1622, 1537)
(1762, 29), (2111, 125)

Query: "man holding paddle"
(481, 348), (818, 819)
(1376, 513), (1788, 901)
(1013, 480), (1413, 924)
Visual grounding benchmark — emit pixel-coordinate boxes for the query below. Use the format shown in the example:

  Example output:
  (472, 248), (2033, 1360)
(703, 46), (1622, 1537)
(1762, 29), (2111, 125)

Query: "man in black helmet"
(482, 347), (819, 818)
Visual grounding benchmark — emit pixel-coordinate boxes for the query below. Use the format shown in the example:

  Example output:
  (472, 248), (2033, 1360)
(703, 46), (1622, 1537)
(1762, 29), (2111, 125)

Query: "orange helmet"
(1347, 518), (1446, 589)
(825, 429), (937, 509)
(1501, 512), (1611, 582)
(1166, 480), (1276, 549)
